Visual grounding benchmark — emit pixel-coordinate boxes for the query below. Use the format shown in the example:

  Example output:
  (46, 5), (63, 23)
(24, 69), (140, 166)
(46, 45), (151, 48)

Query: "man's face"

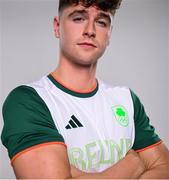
(54, 4), (112, 66)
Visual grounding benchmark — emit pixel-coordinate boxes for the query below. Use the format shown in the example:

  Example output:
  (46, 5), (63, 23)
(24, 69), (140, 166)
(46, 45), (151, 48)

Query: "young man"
(1, 0), (169, 179)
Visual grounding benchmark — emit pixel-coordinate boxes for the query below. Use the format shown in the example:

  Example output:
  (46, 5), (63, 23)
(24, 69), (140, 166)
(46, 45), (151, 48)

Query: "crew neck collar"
(47, 74), (98, 98)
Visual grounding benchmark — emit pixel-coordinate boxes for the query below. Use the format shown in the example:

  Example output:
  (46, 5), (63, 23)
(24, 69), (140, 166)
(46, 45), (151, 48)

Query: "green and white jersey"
(1, 74), (161, 172)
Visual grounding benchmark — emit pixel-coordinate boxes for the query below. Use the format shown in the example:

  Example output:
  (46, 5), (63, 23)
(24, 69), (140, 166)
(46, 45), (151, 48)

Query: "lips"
(77, 42), (97, 48)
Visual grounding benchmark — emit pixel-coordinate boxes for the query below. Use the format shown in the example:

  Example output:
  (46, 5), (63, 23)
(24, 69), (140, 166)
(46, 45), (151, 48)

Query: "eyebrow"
(68, 9), (111, 23)
(68, 9), (87, 18)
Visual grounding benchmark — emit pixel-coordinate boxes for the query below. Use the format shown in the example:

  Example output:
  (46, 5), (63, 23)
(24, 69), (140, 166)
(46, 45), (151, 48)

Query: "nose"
(83, 20), (96, 38)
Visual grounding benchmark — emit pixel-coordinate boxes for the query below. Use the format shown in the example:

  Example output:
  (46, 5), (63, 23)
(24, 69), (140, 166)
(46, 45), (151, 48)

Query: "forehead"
(60, 4), (112, 18)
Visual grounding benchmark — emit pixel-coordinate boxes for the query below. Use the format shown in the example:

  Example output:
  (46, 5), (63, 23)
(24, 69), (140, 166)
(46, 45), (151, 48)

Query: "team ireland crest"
(112, 106), (129, 127)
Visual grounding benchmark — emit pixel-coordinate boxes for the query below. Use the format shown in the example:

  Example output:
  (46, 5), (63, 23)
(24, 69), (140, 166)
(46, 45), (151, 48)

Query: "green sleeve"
(1, 85), (64, 159)
(130, 90), (161, 151)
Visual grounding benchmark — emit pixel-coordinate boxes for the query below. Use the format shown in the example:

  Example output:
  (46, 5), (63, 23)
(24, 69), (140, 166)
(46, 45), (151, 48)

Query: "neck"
(51, 58), (97, 93)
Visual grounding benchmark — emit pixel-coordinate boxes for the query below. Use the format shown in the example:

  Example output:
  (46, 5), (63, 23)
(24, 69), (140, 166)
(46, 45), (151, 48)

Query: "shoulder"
(4, 85), (38, 100)
(2, 85), (47, 116)
(99, 79), (129, 91)
(2, 84), (65, 160)
(98, 80), (146, 109)
(98, 79), (132, 99)
(3, 75), (52, 113)
(2, 85), (52, 135)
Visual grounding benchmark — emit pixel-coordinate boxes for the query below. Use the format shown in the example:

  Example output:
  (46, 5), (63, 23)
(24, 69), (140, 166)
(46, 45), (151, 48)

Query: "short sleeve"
(130, 90), (161, 151)
(1, 85), (65, 160)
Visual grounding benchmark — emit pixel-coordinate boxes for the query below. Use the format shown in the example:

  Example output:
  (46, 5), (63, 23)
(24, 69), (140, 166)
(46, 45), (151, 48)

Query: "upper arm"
(129, 90), (169, 178)
(138, 143), (169, 169)
(1, 86), (64, 159)
(1, 86), (70, 178)
(130, 90), (161, 150)
(138, 143), (169, 178)
(13, 144), (72, 179)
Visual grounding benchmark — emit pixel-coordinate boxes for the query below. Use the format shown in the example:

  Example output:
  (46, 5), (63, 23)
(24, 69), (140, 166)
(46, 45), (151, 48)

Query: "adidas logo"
(65, 115), (83, 129)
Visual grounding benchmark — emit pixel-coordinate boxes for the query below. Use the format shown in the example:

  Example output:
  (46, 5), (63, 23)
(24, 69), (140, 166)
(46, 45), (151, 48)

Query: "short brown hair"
(58, 0), (122, 15)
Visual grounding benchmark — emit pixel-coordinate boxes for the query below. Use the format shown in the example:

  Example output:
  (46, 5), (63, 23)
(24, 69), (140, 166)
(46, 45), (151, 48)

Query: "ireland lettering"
(68, 138), (132, 172)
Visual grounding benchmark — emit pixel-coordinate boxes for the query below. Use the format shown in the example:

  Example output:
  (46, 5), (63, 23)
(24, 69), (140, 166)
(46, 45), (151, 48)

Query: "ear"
(53, 16), (60, 38)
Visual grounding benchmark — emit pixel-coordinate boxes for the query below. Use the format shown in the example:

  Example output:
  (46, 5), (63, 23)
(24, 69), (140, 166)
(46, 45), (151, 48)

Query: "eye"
(96, 20), (107, 27)
(73, 16), (85, 23)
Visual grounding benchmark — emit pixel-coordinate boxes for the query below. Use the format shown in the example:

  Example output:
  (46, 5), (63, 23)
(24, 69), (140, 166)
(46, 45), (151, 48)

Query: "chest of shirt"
(30, 80), (135, 172)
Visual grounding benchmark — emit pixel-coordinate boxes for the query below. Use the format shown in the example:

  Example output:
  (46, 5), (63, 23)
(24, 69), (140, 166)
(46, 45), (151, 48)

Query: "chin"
(73, 58), (98, 67)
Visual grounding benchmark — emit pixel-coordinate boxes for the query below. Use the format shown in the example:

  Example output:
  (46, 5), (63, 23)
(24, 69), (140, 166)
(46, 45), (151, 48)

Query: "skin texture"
(52, 4), (112, 92)
(70, 144), (169, 179)
(13, 143), (169, 179)
(56, 5), (111, 66)
(12, 4), (169, 179)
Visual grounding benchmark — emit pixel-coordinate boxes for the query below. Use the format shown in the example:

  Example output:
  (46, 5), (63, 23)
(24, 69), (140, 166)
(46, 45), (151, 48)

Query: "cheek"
(97, 28), (110, 44)
(99, 34), (110, 48)
(62, 22), (82, 35)
(60, 24), (80, 43)
(104, 32), (111, 46)
(60, 29), (72, 44)
(59, 32), (75, 51)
